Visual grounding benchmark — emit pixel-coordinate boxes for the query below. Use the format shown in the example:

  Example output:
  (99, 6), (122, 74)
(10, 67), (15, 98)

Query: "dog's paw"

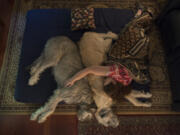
(107, 31), (118, 40)
(142, 102), (152, 107)
(30, 113), (38, 121)
(78, 111), (93, 121)
(37, 115), (47, 123)
(95, 108), (119, 128)
(37, 110), (54, 123)
(30, 67), (36, 75)
(28, 76), (39, 86)
(130, 90), (152, 98)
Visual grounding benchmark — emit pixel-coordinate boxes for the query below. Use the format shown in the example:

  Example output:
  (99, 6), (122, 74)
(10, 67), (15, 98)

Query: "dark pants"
(157, 0), (180, 111)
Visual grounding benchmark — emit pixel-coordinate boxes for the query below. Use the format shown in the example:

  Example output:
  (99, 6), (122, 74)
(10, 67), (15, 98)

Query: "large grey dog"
(28, 36), (118, 127)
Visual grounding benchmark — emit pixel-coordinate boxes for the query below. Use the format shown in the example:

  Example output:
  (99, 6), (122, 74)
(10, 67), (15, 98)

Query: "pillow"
(71, 7), (96, 31)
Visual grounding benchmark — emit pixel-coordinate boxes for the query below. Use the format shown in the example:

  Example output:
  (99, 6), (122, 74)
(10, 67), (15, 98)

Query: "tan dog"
(78, 32), (120, 127)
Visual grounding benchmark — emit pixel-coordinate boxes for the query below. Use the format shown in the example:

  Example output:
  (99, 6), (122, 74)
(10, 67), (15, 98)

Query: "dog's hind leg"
(28, 55), (58, 86)
(29, 37), (66, 86)
(28, 43), (64, 86)
(30, 54), (44, 75)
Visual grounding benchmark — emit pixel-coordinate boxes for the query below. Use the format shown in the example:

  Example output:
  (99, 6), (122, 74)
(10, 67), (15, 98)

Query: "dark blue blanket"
(15, 8), (149, 103)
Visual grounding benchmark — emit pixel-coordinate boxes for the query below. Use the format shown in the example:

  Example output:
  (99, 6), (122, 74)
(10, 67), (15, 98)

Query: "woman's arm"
(65, 65), (110, 87)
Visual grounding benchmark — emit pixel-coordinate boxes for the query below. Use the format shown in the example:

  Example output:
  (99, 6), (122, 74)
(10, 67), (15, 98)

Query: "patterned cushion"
(71, 7), (96, 31)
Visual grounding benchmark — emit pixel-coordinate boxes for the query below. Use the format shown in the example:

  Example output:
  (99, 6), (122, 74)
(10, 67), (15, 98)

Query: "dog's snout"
(111, 117), (119, 128)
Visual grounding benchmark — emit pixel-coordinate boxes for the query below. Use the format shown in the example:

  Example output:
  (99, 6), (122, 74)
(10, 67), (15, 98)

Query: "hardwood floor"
(0, 115), (78, 135)
(0, 0), (14, 68)
(0, 1), (78, 135)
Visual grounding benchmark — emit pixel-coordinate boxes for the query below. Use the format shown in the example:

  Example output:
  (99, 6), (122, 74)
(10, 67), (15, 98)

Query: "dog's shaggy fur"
(29, 36), (94, 124)
(78, 32), (120, 127)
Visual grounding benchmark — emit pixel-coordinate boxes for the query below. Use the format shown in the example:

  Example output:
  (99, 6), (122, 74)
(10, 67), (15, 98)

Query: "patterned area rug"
(0, 0), (175, 115)
(78, 115), (180, 135)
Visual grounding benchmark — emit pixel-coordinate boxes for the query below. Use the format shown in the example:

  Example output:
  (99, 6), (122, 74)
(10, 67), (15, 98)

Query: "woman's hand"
(64, 78), (75, 87)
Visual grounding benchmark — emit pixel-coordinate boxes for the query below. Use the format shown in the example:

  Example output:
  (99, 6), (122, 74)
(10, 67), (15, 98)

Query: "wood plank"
(0, 0), (14, 69)
(0, 115), (77, 135)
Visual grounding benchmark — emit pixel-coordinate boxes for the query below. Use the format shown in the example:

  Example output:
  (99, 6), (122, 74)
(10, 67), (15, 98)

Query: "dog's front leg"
(88, 75), (112, 109)
(88, 75), (120, 127)
(125, 93), (152, 107)
(30, 89), (63, 123)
